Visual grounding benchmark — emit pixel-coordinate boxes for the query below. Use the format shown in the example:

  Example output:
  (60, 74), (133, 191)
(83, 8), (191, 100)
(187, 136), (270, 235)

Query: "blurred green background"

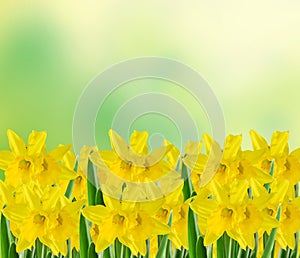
(1, 1), (300, 156)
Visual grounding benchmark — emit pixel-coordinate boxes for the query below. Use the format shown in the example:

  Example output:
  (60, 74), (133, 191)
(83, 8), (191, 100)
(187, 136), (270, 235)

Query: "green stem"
(217, 235), (225, 258)
(0, 214), (10, 258)
(262, 205), (281, 258)
(227, 237), (233, 258)
(237, 247), (246, 258)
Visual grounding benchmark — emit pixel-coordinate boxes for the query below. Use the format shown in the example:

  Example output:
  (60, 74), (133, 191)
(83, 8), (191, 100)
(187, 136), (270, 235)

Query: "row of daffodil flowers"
(0, 129), (299, 258)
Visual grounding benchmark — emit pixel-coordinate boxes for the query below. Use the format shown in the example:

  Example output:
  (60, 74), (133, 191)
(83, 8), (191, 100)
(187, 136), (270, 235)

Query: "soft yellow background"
(1, 1), (300, 153)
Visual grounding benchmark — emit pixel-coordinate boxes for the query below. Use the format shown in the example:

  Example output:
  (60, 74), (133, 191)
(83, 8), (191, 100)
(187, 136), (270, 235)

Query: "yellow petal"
(250, 130), (268, 150)
(95, 234), (112, 253)
(3, 205), (29, 224)
(223, 134), (242, 161)
(130, 239), (147, 256)
(204, 230), (220, 246)
(16, 236), (34, 253)
(109, 130), (131, 159)
(49, 144), (72, 161)
(199, 141), (222, 187)
(59, 166), (77, 181)
(130, 131), (148, 155)
(163, 140), (180, 168)
(82, 205), (109, 224)
(0, 150), (14, 170)
(40, 236), (60, 256)
(270, 131), (289, 157)
(202, 133), (213, 155)
(79, 146), (98, 173)
(27, 131), (47, 155)
(7, 130), (26, 156)
(144, 145), (171, 167)
(184, 141), (202, 156)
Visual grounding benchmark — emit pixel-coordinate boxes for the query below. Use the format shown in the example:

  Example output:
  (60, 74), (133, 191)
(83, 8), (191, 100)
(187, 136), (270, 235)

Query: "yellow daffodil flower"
(276, 198), (300, 250)
(2, 183), (84, 255)
(83, 194), (170, 256)
(250, 130), (300, 198)
(90, 130), (181, 201)
(190, 180), (278, 249)
(0, 130), (77, 188)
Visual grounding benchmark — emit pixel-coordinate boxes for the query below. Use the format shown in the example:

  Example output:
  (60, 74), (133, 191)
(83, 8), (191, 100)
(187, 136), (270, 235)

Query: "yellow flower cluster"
(187, 131), (300, 256)
(0, 129), (299, 257)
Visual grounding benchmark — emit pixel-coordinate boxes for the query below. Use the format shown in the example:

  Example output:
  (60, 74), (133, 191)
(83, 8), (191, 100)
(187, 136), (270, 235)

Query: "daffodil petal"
(27, 131), (47, 155)
(7, 129), (26, 156)
(250, 130), (268, 150)
(130, 131), (148, 155)
(0, 150), (14, 170)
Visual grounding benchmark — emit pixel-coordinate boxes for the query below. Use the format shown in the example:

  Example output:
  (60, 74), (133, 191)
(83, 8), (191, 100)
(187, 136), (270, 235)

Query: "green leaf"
(103, 247), (111, 258)
(64, 179), (74, 199)
(45, 252), (52, 258)
(95, 188), (105, 206)
(262, 205), (281, 258)
(87, 160), (97, 206)
(64, 160), (78, 199)
(1, 214), (10, 258)
(182, 163), (192, 201)
(24, 249), (32, 258)
(72, 248), (80, 258)
(79, 214), (89, 258)
(88, 242), (97, 258)
(114, 238), (122, 258)
(290, 231), (299, 258)
(123, 245), (131, 258)
(196, 236), (207, 258)
(217, 235), (225, 258)
(35, 238), (43, 257)
(249, 232), (258, 258)
(8, 242), (18, 258)
(237, 247), (247, 258)
(188, 208), (198, 258)
(156, 213), (172, 258)
(173, 248), (182, 258)
(264, 160), (274, 193)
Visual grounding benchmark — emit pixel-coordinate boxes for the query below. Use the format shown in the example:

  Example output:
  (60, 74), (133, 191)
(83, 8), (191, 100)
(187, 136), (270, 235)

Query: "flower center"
(42, 159), (48, 171)
(120, 160), (133, 170)
(244, 207), (251, 219)
(113, 214), (125, 225)
(284, 160), (291, 171)
(156, 208), (169, 220)
(238, 162), (244, 175)
(33, 214), (46, 225)
(264, 207), (274, 216)
(179, 207), (186, 219)
(261, 159), (271, 171)
(56, 213), (63, 225)
(19, 159), (31, 171)
(284, 208), (291, 219)
(76, 176), (83, 184)
(136, 214), (142, 225)
(218, 164), (227, 173)
(221, 208), (233, 219)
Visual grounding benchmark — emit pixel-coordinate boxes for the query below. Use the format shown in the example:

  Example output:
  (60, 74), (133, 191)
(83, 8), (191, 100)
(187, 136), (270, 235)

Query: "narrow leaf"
(182, 163), (192, 201)
(8, 242), (18, 258)
(87, 160), (97, 206)
(188, 208), (197, 258)
(79, 214), (89, 258)
(1, 214), (10, 258)
(95, 188), (105, 206)
(88, 242), (97, 258)
(262, 205), (281, 258)
(156, 214), (172, 258)
(196, 236), (207, 258)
